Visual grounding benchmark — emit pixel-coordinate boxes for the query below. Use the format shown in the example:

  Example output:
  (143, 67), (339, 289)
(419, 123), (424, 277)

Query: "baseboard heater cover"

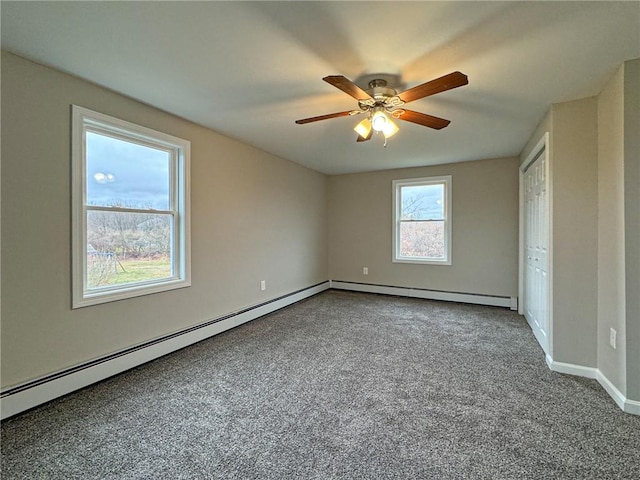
(0, 281), (330, 420)
(330, 280), (516, 309)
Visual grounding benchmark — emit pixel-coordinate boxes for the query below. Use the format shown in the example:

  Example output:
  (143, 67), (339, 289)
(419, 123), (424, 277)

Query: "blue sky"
(401, 184), (444, 220)
(86, 132), (170, 210)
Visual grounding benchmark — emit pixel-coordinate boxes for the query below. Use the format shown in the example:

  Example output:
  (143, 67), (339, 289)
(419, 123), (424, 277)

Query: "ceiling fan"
(295, 71), (468, 144)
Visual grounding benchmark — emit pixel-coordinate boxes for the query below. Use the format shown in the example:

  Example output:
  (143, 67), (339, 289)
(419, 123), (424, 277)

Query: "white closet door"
(523, 150), (549, 353)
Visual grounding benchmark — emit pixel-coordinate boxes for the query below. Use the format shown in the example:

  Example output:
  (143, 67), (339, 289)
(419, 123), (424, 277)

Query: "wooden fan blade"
(396, 110), (451, 130)
(356, 129), (373, 142)
(323, 75), (373, 101)
(295, 111), (352, 124)
(397, 72), (468, 103)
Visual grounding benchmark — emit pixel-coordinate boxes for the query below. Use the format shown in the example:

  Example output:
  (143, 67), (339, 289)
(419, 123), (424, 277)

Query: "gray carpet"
(2, 290), (639, 479)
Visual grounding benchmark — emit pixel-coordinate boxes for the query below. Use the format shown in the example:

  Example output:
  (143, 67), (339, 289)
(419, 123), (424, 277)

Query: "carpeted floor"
(2, 290), (639, 479)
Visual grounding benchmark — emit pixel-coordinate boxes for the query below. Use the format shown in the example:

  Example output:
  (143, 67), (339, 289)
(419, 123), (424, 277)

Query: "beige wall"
(521, 98), (600, 367)
(595, 58), (640, 402)
(328, 157), (520, 298)
(1, 52), (328, 388)
(597, 64), (627, 392)
(520, 58), (640, 405)
(623, 58), (639, 402)
(551, 98), (599, 367)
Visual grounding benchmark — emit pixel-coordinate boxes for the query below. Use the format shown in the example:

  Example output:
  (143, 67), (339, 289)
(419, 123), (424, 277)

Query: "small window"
(72, 106), (190, 308)
(392, 175), (452, 265)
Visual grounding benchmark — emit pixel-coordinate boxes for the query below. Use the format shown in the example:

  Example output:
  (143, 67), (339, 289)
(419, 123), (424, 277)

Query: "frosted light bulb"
(371, 111), (388, 132)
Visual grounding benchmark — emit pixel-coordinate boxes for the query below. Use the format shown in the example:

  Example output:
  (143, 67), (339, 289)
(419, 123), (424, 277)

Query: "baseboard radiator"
(1, 282), (330, 420)
(330, 280), (518, 310)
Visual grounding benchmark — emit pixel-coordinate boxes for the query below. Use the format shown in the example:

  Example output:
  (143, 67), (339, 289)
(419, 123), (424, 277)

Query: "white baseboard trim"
(596, 370), (640, 415)
(1, 281), (330, 420)
(545, 354), (598, 378)
(545, 354), (639, 415)
(595, 369), (627, 412)
(623, 398), (640, 416)
(330, 280), (514, 308)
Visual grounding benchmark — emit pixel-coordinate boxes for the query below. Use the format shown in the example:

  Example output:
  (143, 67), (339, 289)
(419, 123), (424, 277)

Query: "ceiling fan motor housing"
(368, 79), (397, 100)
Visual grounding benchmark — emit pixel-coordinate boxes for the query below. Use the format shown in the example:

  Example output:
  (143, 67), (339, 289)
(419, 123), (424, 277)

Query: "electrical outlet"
(260, 280), (266, 291)
(609, 328), (617, 349)
(363, 267), (369, 275)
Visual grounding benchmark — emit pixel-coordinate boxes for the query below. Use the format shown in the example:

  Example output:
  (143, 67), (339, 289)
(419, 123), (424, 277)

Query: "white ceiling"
(2, 1), (639, 174)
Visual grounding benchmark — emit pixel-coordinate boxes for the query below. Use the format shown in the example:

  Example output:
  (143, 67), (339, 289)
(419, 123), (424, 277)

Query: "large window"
(392, 175), (452, 265)
(72, 106), (190, 308)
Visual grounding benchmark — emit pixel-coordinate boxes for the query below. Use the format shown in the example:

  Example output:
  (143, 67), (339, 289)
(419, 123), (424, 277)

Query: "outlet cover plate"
(609, 328), (617, 349)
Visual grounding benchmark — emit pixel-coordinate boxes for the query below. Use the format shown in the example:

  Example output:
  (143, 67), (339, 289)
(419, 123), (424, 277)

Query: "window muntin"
(72, 106), (190, 308)
(393, 176), (451, 265)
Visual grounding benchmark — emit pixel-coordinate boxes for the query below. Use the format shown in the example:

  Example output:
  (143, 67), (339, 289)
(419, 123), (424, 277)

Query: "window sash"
(84, 125), (176, 211)
(392, 176), (451, 265)
(72, 105), (190, 308)
(84, 210), (178, 292)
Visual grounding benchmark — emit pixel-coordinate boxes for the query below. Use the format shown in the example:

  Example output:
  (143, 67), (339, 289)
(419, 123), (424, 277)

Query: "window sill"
(73, 278), (191, 309)
(393, 257), (452, 266)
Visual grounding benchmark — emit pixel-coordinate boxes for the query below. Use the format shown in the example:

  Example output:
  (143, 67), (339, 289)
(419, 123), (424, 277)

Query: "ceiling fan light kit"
(371, 109), (389, 131)
(354, 118), (372, 138)
(382, 118), (400, 138)
(295, 72), (469, 146)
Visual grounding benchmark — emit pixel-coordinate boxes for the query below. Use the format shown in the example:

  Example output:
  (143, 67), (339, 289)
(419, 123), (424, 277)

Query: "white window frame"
(392, 175), (452, 265)
(71, 105), (191, 308)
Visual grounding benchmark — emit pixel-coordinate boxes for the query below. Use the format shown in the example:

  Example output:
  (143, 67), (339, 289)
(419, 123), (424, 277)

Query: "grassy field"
(111, 258), (171, 284)
(88, 256), (171, 288)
